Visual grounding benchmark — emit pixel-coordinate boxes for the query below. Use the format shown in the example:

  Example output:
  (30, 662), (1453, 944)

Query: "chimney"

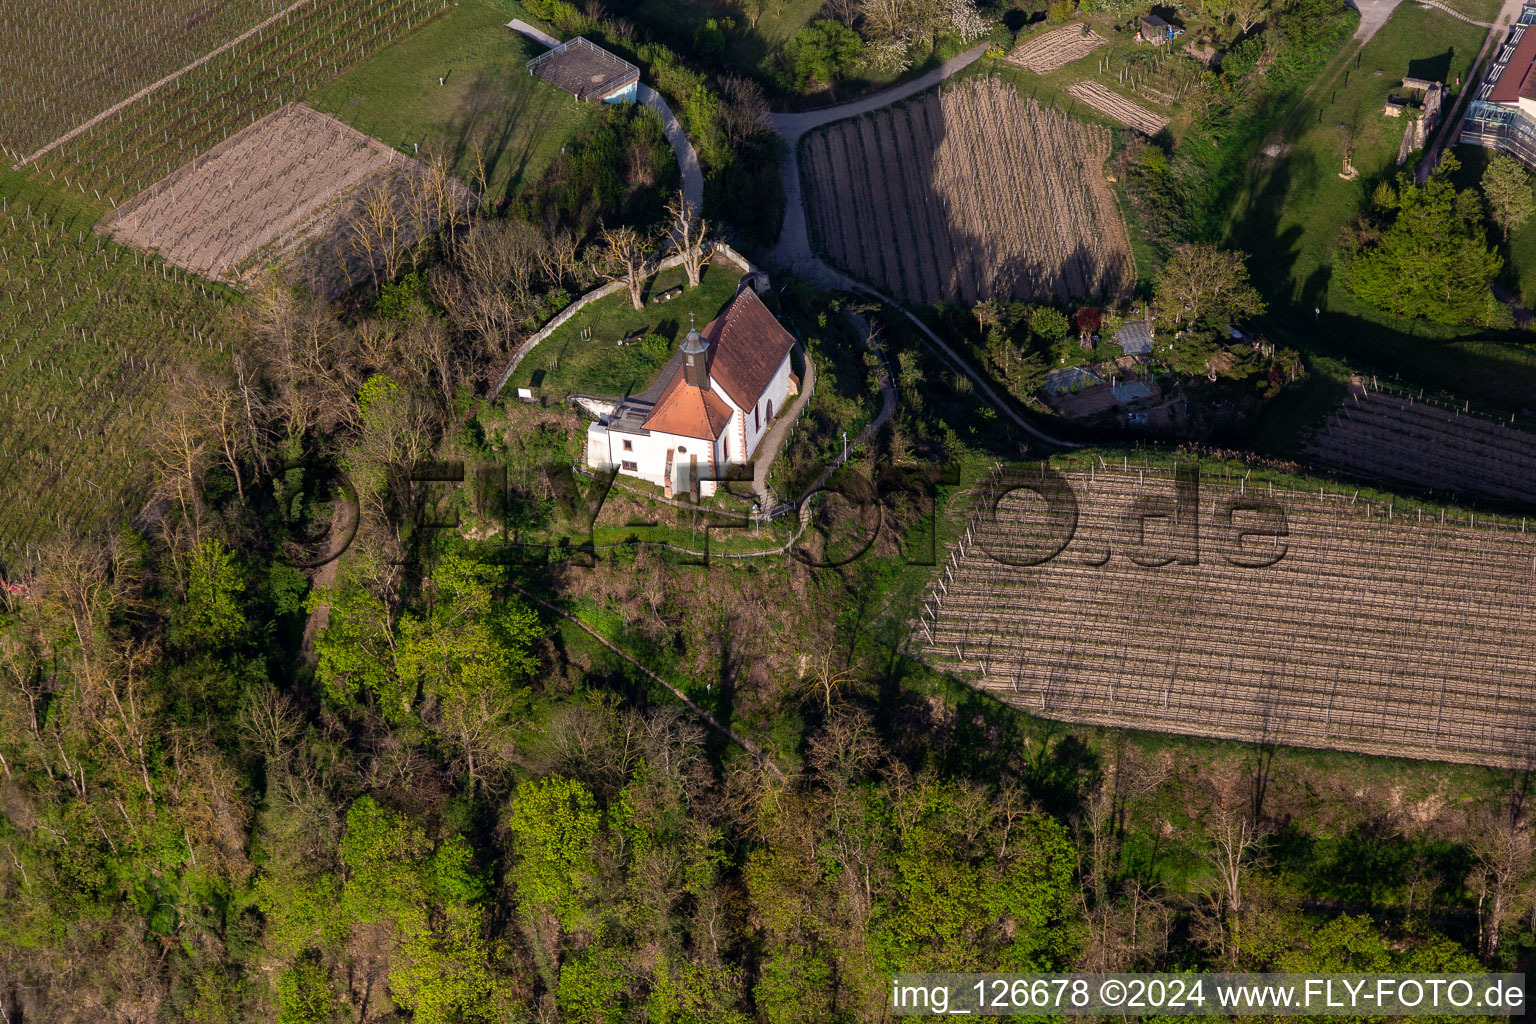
(680, 315), (709, 390)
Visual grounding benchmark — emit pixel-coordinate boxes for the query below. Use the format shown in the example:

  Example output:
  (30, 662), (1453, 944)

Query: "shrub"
(1029, 306), (1070, 342)
(785, 20), (863, 88)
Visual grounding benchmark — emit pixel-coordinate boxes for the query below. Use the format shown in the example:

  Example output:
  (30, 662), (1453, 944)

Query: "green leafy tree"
(785, 20), (863, 88)
(1028, 306), (1071, 343)
(1154, 243), (1266, 330)
(276, 951), (344, 1024)
(1343, 156), (1504, 325)
(506, 775), (601, 930)
(556, 945), (630, 1024)
(869, 781), (1077, 971)
(180, 537), (246, 647)
(310, 558), (405, 717)
(1483, 152), (1535, 238)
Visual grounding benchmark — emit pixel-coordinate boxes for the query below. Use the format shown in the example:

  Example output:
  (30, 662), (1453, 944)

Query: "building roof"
(699, 287), (796, 410)
(528, 37), (640, 101)
(642, 366), (733, 440)
(1045, 366), (1102, 392)
(1490, 27), (1536, 103)
(1112, 381), (1153, 403)
(1116, 319), (1154, 355)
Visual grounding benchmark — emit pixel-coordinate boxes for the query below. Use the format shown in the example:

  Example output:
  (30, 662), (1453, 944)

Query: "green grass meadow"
(307, 0), (581, 203)
(1227, 3), (1487, 310)
(509, 263), (744, 398)
(1214, 5), (1536, 418)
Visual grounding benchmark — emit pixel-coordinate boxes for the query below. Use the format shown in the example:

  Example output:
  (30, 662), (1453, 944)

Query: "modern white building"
(1463, 3), (1536, 168)
(585, 286), (798, 499)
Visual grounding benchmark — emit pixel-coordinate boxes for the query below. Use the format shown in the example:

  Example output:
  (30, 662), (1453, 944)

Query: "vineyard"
(800, 77), (1134, 304)
(99, 103), (473, 293)
(5, 0), (450, 210)
(0, 170), (235, 567)
(1308, 376), (1536, 507)
(2, 0), (275, 155)
(1006, 24), (1107, 74)
(916, 459), (1536, 770)
(1067, 80), (1169, 135)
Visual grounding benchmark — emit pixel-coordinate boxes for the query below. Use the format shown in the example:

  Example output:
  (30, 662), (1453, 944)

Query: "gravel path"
(638, 85), (704, 215)
(751, 342), (816, 502)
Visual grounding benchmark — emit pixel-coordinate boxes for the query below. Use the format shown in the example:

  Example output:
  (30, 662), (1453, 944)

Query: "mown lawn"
(509, 263), (743, 398)
(1227, 2), (1487, 310)
(307, 0), (580, 203)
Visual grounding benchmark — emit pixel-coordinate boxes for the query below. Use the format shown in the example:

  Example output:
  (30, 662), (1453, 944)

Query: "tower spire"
(680, 313), (709, 389)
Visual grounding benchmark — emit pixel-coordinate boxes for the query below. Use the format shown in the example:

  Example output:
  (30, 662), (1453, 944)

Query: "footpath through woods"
(507, 20), (703, 215)
(509, 581), (786, 777)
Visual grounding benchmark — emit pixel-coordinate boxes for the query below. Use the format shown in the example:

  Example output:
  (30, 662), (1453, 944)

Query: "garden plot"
(100, 103), (473, 293)
(801, 77), (1134, 305)
(1006, 24), (1107, 74)
(1068, 80), (1169, 134)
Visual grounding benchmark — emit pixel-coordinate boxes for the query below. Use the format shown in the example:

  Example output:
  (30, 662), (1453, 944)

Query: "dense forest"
(3, 250), (1535, 1021)
(6, 1), (1536, 1020)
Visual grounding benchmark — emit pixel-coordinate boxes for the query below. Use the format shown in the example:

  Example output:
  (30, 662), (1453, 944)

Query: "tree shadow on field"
(1226, 142), (1313, 303)
(442, 69), (563, 205)
(800, 79), (1136, 309)
(1407, 48), (1455, 85)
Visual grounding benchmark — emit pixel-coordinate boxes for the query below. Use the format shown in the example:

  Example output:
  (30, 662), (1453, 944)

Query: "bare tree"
(151, 386), (211, 532)
(823, 0), (860, 26)
(1198, 808), (1267, 966)
(193, 372), (251, 502)
(720, 76), (771, 146)
(666, 190), (712, 288)
(597, 226), (655, 310)
(537, 228), (583, 291)
(1468, 808), (1534, 959)
(350, 180), (404, 289)
(1230, 0), (1270, 34)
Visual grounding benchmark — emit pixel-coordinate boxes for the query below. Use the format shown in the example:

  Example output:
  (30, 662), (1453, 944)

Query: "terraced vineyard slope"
(2, 0), (275, 155)
(0, 171), (235, 567)
(1308, 376), (1536, 507)
(10, 0), (448, 209)
(800, 76), (1134, 305)
(917, 459), (1536, 769)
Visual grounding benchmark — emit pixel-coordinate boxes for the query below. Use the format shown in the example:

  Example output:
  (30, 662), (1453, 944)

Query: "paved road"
(751, 341), (816, 502)
(639, 84), (705, 215)
(1351, 0), (1407, 42)
(769, 43), (992, 273)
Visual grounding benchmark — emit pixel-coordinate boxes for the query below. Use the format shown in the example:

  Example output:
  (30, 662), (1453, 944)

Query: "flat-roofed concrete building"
(527, 36), (639, 104)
